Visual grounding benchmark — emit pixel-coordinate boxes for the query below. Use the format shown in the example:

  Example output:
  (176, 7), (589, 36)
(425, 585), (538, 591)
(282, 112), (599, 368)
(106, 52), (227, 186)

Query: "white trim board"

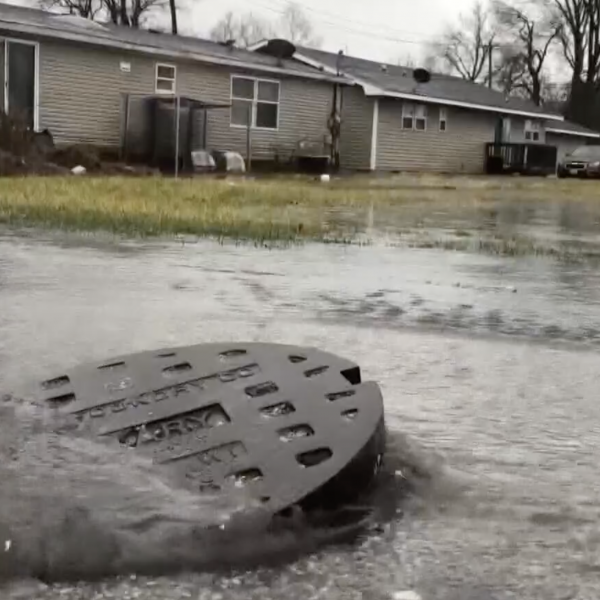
(546, 127), (600, 139)
(369, 98), (379, 170)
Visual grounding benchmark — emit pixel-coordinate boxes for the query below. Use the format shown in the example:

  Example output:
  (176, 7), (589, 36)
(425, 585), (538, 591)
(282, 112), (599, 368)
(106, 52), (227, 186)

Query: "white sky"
(6, 0), (473, 64)
(186, 0), (472, 63)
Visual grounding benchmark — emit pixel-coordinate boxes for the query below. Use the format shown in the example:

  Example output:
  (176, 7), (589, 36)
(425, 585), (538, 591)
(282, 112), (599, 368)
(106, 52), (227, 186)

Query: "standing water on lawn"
(1, 200), (600, 600)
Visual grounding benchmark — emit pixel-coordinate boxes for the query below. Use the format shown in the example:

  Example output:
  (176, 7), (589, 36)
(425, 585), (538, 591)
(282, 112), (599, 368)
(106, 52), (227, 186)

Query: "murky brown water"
(1, 202), (600, 600)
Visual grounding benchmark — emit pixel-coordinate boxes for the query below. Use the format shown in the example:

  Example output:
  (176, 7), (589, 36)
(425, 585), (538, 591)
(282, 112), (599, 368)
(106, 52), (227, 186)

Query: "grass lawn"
(0, 174), (599, 245)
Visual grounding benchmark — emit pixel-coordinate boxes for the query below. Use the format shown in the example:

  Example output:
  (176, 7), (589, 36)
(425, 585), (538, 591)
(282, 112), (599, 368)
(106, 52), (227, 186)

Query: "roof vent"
(381, 64), (388, 72)
(218, 39), (236, 48)
(413, 67), (431, 84)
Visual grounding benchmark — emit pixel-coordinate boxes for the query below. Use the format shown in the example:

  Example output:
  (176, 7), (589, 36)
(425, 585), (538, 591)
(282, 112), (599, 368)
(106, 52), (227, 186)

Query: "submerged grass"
(1, 175), (600, 251)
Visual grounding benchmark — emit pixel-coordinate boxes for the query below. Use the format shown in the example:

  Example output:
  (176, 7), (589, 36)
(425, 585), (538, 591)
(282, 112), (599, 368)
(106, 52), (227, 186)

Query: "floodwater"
(1, 199), (600, 600)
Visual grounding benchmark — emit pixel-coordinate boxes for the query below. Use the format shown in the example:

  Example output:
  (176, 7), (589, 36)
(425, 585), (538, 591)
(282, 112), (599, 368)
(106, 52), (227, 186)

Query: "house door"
(4, 40), (37, 130)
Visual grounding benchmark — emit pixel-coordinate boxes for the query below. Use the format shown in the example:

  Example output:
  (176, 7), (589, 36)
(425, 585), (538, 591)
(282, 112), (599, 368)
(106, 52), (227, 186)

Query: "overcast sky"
(7, 0), (473, 64)
(187, 0), (472, 63)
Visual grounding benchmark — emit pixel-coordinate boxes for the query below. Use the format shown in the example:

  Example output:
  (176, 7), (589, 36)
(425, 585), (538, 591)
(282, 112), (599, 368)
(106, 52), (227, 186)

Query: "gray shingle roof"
(0, 4), (342, 81)
(294, 46), (563, 120)
(546, 119), (600, 137)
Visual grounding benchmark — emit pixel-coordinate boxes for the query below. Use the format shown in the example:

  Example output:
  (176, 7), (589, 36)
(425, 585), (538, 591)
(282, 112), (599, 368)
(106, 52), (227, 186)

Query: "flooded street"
(1, 207), (600, 599)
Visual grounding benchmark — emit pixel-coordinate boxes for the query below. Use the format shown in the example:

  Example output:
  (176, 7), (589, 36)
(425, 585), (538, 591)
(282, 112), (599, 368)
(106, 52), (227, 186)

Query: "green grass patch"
(1, 175), (600, 244)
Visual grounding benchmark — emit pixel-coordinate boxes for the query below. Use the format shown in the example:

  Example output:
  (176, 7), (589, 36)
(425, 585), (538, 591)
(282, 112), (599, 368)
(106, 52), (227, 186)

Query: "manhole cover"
(34, 343), (385, 515)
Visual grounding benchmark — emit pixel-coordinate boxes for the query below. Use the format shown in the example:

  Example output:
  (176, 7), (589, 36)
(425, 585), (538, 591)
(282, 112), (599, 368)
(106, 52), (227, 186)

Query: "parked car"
(557, 145), (600, 178)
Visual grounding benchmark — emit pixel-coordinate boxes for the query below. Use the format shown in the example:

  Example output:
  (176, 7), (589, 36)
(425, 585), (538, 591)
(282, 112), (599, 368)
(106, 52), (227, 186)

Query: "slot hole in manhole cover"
(304, 366), (329, 378)
(98, 361), (126, 371)
(297, 447), (332, 467)
(246, 382), (279, 398)
(42, 375), (70, 390)
(47, 393), (76, 407)
(261, 401), (295, 417)
(279, 424), (315, 441)
(340, 366), (361, 385)
(163, 362), (192, 375)
(229, 468), (263, 485)
(288, 355), (307, 363)
(220, 349), (248, 358)
(326, 390), (356, 402)
(342, 409), (358, 420)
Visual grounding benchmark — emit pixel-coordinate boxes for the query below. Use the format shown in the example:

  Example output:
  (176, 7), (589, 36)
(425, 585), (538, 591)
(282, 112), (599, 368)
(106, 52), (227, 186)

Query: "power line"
(250, 0), (448, 47)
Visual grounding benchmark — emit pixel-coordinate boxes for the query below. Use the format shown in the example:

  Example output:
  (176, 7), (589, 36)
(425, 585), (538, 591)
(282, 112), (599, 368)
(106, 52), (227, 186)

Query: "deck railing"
(485, 143), (557, 176)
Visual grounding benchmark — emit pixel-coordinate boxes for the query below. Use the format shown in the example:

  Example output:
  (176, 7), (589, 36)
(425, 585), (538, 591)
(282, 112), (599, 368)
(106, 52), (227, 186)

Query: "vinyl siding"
(339, 85), (373, 170)
(32, 37), (333, 158)
(376, 99), (495, 173)
(508, 117), (546, 144)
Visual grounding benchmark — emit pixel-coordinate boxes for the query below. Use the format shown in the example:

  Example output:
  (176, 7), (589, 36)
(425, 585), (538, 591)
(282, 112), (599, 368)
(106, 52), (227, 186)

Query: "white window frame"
(524, 118), (541, 141)
(402, 102), (415, 130)
(155, 62), (176, 95)
(402, 102), (428, 131)
(439, 107), (448, 132)
(230, 75), (280, 131)
(415, 104), (428, 131)
(3, 37), (40, 131)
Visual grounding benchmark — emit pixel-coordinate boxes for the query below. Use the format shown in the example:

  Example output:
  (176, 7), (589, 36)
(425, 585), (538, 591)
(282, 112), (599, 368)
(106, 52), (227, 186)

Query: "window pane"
(156, 78), (174, 92)
(402, 103), (414, 117)
(440, 120), (447, 131)
(157, 65), (175, 80)
(258, 80), (279, 102)
(232, 77), (255, 100)
(415, 118), (426, 131)
(402, 117), (413, 129)
(256, 102), (278, 128)
(231, 99), (252, 126)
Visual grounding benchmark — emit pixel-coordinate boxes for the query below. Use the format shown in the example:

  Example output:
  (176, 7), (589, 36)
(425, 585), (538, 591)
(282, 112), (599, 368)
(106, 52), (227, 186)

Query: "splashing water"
(0, 392), (415, 584)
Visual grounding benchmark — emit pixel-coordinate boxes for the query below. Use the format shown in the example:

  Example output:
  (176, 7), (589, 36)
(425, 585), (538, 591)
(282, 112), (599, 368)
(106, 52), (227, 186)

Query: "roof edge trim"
(0, 19), (346, 83)
(546, 127), (600, 138)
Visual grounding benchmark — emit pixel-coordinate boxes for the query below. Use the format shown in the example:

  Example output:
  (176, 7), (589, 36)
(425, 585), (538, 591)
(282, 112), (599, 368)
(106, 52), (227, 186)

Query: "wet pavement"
(1, 205), (600, 599)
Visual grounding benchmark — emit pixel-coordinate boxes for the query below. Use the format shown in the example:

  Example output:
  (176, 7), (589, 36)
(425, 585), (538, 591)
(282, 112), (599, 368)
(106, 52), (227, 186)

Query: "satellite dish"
(262, 38), (297, 60)
(413, 68), (431, 84)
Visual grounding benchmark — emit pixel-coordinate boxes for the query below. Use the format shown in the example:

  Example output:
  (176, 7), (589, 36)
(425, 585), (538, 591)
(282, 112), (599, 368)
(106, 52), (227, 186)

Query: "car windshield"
(569, 145), (600, 160)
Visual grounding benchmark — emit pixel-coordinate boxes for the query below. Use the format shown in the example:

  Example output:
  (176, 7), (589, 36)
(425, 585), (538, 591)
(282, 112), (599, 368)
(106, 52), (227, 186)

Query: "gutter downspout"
(369, 98), (379, 171)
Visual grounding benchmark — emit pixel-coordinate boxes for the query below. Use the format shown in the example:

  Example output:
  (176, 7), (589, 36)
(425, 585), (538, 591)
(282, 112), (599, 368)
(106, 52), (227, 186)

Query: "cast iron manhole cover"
(35, 343), (385, 515)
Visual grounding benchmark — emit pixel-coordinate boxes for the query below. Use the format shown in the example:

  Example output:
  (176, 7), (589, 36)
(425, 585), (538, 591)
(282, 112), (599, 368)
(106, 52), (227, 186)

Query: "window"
(402, 102), (427, 130)
(524, 119), (541, 141)
(155, 63), (176, 94)
(439, 107), (448, 131)
(402, 102), (415, 129)
(415, 104), (427, 130)
(231, 75), (280, 130)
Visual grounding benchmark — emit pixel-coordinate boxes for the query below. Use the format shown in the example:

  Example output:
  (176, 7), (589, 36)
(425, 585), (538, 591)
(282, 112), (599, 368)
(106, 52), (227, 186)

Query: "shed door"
(4, 40), (37, 130)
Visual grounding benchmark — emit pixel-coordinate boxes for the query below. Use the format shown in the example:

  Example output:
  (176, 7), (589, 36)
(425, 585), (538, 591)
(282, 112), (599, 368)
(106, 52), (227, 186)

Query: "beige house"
(0, 3), (343, 162)
(252, 43), (600, 173)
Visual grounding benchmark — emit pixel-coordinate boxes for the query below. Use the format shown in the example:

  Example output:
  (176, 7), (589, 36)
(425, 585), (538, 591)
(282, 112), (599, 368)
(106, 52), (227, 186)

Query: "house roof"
(0, 3), (346, 83)
(546, 119), (600, 139)
(252, 41), (565, 122)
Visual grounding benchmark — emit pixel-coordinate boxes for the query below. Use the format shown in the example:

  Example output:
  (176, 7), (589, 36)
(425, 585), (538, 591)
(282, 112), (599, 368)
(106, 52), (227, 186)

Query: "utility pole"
(487, 41), (494, 89)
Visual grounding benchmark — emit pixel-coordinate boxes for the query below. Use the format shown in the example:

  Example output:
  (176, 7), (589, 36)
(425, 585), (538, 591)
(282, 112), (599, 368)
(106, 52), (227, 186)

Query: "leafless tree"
(210, 4), (321, 49)
(276, 2), (321, 47)
(493, 0), (562, 105)
(551, 0), (600, 126)
(393, 53), (416, 68)
(39, 0), (103, 18)
(436, 1), (496, 84)
(38, 0), (168, 28)
(209, 11), (272, 47)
